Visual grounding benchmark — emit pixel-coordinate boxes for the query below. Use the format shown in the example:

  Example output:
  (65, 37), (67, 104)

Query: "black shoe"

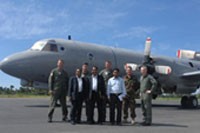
(71, 121), (76, 125)
(55, 103), (61, 107)
(76, 121), (81, 124)
(88, 121), (95, 125)
(111, 122), (115, 125)
(117, 122), (122, 126)
(62, 117), (68, 122)
(48, 117), (52, 123)
(97, 121), (103, 125)
(141, 122), (151, 126)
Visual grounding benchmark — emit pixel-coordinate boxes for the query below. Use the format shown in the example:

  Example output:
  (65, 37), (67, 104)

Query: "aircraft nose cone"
(0, 51), (44, 79)
(0, 57), (12, 73)
(0, 62), (2, 70)
(0, 61), (2, 70)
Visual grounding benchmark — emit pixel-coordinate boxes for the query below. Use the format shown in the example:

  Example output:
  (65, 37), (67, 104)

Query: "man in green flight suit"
(48, 59), (69, 123)
(123, 66), (139, 125)
(140, 65), (157, 126)
(99, 60), (113, 122)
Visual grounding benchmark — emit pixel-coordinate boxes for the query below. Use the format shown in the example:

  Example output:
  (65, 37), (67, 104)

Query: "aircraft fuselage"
(1, 39), (200, 95)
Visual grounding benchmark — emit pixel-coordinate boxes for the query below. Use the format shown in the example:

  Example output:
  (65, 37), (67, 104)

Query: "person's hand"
(107, 97), (110, 102)
(124, 95), (129, 100)
(86, 98), (89, 101)
(67, 96), (71, 101)
(101, 95), (106, 100)
(146, 90), (151, 94)
(48, 90), (54, 95)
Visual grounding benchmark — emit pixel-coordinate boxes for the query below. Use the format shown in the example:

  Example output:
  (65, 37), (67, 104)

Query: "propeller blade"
(124, 63), (138, 71)
(155, 65), (172, 75)
(177, 49), (195, 59)
(144, 37), (152, 57)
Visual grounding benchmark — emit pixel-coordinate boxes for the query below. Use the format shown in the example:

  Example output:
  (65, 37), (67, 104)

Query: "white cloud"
(67, 1), (129, 34)
(152, 42), (171, 55)
(112, 26), (158, 39)
(0, 1), (69, 39)
(0, 0), (133, 39)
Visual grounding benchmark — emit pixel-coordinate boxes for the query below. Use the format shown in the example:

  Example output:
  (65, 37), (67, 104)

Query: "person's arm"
(48, 70), (54, 95)
(84, 77), (90, 100)
(135, 76), (141, 95)
(100, 75), (106, 97)
(65, 72), (69, 96)
(124, 77), (132, 93)
(150, 75), (157, 93)
(121, 78), (127, 97)
(107, 79), (111, 99)
(146, 75), (157, 94)
(99, 70), (103, 76)
(68, 77), (73, 98)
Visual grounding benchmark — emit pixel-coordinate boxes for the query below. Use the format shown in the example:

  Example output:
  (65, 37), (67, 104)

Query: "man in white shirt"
(107, 68), (126, 125)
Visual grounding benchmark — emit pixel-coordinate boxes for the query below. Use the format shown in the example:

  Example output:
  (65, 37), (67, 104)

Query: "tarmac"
(0, 98), (199, 133)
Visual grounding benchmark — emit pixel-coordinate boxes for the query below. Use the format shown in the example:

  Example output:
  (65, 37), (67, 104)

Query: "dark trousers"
(109, 93), (122, 123)
(85, 100), (90, 121)
(70, 92), (83, 122)
(48, 94), (68, 120)
(88, 91), (103, 123)
(101, 97), (107, 122)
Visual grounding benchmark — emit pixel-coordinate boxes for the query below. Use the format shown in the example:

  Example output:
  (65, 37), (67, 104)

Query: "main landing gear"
(181, 96), (198, 109)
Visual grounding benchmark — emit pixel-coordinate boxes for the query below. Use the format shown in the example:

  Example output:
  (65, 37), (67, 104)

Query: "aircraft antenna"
(68, 35), (71, 40)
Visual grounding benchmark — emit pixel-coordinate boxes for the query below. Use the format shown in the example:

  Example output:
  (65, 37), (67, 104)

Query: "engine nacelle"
(177, 49), (200, 61)
(20, 79), (48, 89)
(125, 63), (172, 75)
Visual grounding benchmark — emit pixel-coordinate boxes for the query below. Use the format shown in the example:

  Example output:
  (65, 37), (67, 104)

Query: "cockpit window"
(30, 41), (58, 52)
(42, 43), (58, 52)
(31, 41), (46, 51)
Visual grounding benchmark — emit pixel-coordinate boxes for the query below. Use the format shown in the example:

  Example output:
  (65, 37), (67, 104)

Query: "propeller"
(125, 37), (172, 75)
(144, 37), (152, 63)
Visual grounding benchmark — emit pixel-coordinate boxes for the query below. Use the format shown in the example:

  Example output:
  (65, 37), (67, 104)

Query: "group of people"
(47, 59), (157, 126)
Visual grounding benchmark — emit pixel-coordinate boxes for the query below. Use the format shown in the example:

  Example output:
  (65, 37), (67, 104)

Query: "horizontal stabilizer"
(181, 71), (200, 79)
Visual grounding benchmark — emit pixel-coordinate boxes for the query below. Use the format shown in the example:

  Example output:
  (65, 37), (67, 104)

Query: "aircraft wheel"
(181, 96), (189, 108)
(188, 96), (198, 109)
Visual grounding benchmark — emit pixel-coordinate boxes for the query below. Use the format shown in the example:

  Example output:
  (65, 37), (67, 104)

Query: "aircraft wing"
(181, 71), (200, 79)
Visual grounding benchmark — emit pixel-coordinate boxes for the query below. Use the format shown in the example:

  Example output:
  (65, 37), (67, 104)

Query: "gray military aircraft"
(0, 37), (200, 108)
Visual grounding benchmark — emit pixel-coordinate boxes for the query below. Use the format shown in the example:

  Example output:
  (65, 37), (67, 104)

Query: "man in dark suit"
(68, 68), (85, 125)
(81, 63), (90, 122)
(88, 66), (106, 124)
